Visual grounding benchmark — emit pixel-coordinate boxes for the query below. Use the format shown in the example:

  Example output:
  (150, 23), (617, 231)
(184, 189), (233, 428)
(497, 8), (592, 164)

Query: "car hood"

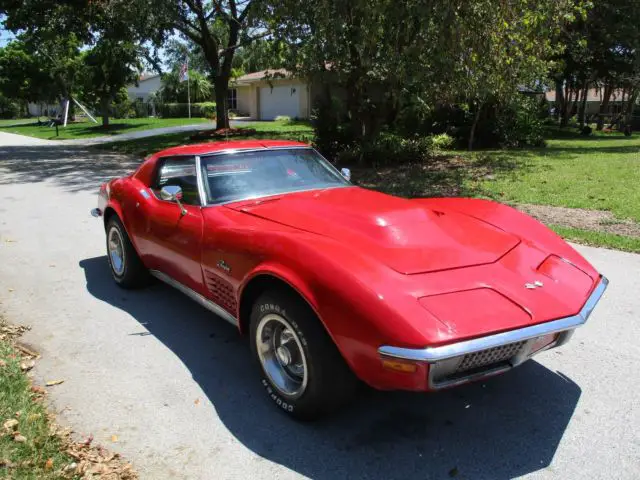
(226, 187), (520, 274)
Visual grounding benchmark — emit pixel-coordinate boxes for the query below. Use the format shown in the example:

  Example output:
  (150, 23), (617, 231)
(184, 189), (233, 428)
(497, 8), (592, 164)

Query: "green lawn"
(468, 130), (640, 223)
(96, 119), (315, 156)
(0, 118), (34, 127)
(550, 225), (640, 254)
(0, 116), (211, 140)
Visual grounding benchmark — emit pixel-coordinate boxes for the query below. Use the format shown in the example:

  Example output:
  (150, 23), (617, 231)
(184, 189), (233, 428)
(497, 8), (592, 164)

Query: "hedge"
(160, 102), (217, 118)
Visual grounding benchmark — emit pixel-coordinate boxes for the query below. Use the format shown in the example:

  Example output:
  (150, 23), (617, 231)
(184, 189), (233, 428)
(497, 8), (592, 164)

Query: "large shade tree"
(82, 40), (142, 127)
(0, 32), (83, 115)
(269, 0), (579, 148)
(0, 0), (162, 126)
(154, 1), (269, 129)
(551, 0), (640, 129)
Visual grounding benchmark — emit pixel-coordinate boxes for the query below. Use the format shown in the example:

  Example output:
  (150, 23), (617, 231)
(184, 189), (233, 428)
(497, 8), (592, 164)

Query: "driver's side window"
(152, 156), (200, 206)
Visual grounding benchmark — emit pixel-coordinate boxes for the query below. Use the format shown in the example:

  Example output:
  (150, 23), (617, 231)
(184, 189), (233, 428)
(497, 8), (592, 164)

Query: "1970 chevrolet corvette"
(91, 140), (608, 420)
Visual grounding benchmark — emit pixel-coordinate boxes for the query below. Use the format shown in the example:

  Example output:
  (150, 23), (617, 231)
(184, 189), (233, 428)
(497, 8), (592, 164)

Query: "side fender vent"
(204, 270), (237, 314)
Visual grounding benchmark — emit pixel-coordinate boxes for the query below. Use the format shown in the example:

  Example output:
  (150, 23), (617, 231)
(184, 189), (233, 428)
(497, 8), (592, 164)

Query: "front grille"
(456, 341), (526, 373)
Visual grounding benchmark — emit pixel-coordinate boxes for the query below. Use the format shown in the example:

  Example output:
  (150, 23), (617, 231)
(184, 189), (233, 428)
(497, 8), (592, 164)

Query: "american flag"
(179, 59), (189, 82)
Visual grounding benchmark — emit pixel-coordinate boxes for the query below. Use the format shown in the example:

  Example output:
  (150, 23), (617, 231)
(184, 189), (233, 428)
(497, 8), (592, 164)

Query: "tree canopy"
(0, 0), (638, 148)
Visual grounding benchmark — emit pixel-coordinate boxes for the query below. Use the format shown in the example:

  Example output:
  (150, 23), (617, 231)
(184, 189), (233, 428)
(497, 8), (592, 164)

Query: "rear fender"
(102, 179), (143, 256)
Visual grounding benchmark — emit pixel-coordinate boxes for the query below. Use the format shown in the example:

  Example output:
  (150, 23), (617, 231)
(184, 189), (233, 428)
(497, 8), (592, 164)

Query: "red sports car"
(91, 140), (608, 420)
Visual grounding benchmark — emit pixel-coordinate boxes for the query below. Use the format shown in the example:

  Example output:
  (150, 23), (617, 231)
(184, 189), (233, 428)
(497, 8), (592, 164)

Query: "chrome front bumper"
(379, 275), (609, 389)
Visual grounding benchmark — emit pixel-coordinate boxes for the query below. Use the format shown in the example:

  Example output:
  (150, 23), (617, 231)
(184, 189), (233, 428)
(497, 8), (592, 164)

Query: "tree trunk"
(560, 83), (572, 127)
(554, 78), (564, 121)
(570, 86), (580, 121)
(578, 81), (589, 128)
(346, 73), (364, 141)
(101, 96), (110, 127)
(214, 14), (241, 131)
(215, 78), (229, 129)
(622, 88), (638, 127)
(596, 82), (613, 130)
(468, 103), (483, 151)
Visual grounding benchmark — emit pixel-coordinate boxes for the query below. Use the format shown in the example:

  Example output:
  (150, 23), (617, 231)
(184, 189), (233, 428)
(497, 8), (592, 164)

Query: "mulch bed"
(516, 204), (640, 238)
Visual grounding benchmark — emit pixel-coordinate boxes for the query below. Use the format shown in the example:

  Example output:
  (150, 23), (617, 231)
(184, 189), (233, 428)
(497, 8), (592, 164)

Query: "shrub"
(493, 95), (546, 148)
(395, 95), (546, 149)
(110, 88), (137, 119)
(160, 102), (217, 118)
(112, 99), (136, 119)
(334, 132), (435, 166)
(197, 102), (217, 119)
(0, 96), (21, 119)
(430, 133), (455, 151)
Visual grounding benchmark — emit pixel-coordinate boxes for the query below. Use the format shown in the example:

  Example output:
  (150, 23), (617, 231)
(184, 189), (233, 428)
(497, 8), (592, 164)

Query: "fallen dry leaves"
(2, 419), (19, 433)
(64, 436), (137, 480)
(20, 359), (36, 372)
(1, 320), (139, 479)
(0, 323), (30, 342)
(45, 379), (65, 387)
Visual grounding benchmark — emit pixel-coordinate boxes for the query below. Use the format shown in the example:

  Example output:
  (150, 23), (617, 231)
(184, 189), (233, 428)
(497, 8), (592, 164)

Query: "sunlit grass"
(0, 117), (211, 140)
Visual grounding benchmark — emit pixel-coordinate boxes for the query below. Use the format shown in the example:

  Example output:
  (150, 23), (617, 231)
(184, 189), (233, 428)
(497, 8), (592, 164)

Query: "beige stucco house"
(232, 69), (311, 120)
(545, 88), (631, 116)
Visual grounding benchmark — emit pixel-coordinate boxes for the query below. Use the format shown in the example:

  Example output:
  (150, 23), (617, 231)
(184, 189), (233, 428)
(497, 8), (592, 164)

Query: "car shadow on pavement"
(80, 255), (581, 480)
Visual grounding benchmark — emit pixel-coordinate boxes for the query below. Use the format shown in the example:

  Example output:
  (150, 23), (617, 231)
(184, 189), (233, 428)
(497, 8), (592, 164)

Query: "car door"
(139, 156), (205, 293)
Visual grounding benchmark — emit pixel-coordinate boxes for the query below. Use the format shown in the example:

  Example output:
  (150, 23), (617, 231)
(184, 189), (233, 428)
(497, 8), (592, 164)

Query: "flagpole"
(187, 58), (191, 119)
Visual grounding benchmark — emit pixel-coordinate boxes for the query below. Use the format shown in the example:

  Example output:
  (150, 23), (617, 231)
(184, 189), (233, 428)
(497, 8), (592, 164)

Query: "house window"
(228, 88), (237, 110)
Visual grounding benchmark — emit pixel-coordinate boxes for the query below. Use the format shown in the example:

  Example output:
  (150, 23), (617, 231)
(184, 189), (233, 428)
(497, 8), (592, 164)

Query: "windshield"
(200, 148), (349, 205)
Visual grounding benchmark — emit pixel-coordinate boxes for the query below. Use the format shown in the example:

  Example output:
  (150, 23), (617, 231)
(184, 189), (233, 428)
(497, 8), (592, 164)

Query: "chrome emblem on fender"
(525, 280), (544, 289)
(217, 259), (231, 273)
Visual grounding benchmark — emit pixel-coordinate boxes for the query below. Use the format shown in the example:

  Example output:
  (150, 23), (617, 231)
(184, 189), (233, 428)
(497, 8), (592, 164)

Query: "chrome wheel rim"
(107, 226), (125, 276)
(256, 314), (308, 398)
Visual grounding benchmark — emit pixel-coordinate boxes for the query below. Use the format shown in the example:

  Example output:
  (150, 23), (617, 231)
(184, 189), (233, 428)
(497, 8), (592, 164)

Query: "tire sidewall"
(250, 298), (317, 417)
(106, 219), (127, 284)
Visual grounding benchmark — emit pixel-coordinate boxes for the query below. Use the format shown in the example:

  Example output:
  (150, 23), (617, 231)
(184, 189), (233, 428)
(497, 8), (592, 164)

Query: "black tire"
(249, 289), (357, 420)
(105, 216), (149, 289)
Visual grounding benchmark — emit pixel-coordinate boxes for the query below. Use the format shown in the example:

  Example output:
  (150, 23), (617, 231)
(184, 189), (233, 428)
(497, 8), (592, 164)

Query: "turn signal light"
(381, 358), (418, 374)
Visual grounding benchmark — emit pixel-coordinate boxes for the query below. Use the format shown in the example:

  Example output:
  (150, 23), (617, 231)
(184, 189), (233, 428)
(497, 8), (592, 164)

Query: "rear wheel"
(106, 216), (149, 289)
(249, 289), (357, 420)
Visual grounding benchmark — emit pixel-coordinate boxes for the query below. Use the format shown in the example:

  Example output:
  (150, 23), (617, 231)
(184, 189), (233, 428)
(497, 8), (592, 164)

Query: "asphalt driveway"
(0, 131), (638, 479)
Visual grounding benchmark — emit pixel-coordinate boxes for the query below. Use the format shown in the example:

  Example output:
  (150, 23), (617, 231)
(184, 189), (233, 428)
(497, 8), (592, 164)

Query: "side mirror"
(340, 168), (351, 181)
(160, 185), (187, 216)
(160, 185), (182, 201)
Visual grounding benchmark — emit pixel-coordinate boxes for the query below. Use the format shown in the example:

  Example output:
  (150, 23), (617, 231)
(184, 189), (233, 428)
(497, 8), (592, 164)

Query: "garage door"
(259, 85), (301, 120)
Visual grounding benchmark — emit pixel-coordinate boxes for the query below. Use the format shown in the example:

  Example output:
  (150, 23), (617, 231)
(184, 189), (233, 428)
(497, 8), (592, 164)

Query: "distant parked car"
(91, 140), (608, 420)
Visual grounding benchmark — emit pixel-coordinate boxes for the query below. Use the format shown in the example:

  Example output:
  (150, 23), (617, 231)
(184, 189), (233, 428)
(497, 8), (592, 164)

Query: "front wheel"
(106, 216), (149, 289)
(249, 290), (357, 420)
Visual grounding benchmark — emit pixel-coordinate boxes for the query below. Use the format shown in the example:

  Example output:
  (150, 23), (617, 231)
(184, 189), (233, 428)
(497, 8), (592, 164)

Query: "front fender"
(236, 234), (431, 390)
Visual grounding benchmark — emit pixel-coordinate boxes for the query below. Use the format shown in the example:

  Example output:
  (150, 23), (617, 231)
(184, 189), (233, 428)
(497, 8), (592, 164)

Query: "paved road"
(0, 133), (638, 480)
(64, 122), (217, 145)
